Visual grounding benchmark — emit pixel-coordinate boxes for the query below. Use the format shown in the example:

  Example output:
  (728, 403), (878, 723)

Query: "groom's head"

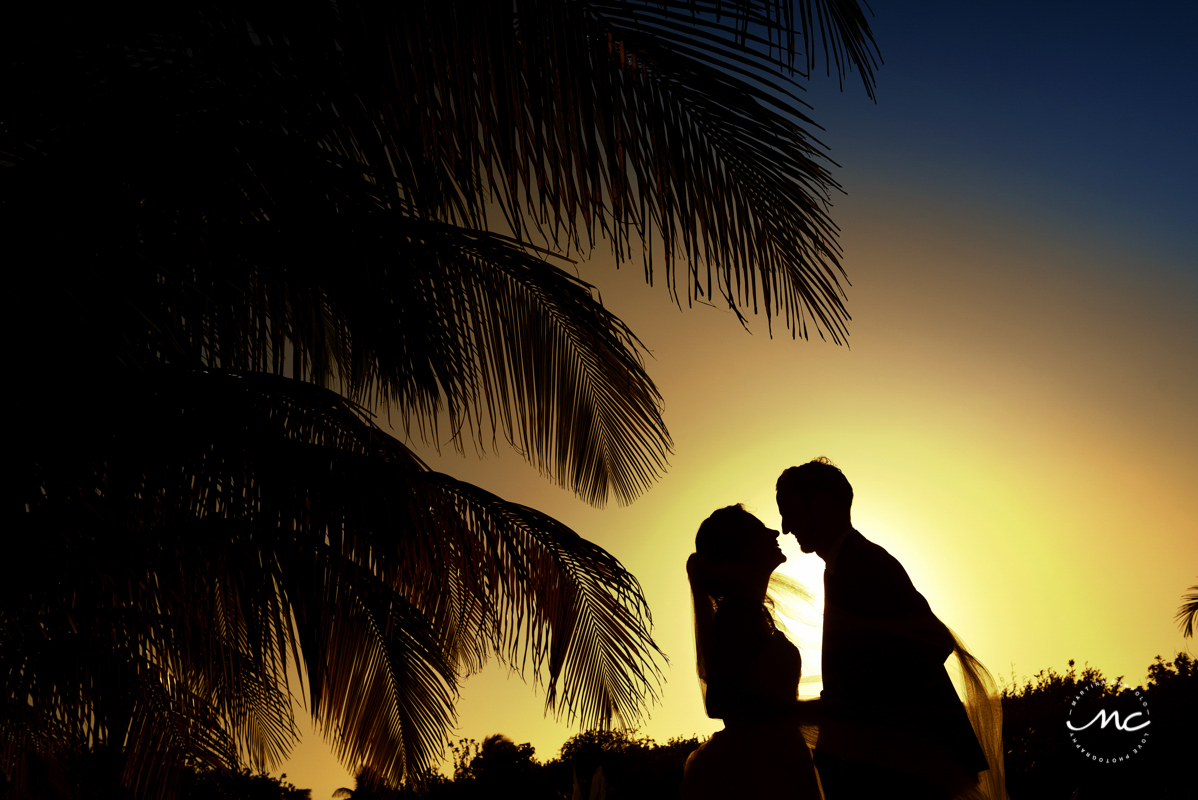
(776, 458), (853, 554)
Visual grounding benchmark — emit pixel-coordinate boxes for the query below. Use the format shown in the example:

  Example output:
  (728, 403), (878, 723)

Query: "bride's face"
(741, 518), (786, 570)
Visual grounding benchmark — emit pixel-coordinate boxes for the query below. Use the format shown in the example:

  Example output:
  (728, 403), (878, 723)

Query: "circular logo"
(1065, 679), (1151, 765)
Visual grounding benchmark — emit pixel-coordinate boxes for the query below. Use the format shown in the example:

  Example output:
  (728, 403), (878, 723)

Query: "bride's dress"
(680, 602), (822, 800)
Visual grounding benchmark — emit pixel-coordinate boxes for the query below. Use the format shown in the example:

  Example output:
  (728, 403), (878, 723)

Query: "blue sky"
(805, 0), (1197, 271)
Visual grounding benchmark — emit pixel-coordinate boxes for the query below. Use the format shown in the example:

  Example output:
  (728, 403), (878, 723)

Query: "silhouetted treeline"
(362, 652), (1196, 800)
(16, 654), (1193, 799)
(338, 730), (701, 800)
(2, 759), (311, 800)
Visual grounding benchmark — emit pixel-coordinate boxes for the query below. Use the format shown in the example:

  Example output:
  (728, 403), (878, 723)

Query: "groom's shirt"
(820, 529), (988, 774)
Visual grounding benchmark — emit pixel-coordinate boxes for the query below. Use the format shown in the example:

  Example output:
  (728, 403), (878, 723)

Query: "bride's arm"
(702, 604), (780, 719)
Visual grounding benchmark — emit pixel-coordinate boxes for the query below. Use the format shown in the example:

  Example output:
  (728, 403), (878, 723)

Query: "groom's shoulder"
(840, 531), (922, 605)
(845, 530), (909, 577)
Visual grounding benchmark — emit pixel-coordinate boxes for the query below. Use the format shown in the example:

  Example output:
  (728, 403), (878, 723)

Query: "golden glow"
(279, 192), (1198, 799)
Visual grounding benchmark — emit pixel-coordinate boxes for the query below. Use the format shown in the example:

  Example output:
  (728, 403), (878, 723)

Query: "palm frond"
(10, 0), (878, 347)
(8, 98), (671, 506)
(8, 0), (878, 500)
(335, 0), (878, 339)
(0, 532), (293, 799)
(1177, 582), (1198, 638)
(178, 368), (665, 734)
(397, 473), (665, 729)
(5, 0), (878, 792)
(11, 368), (664, 788)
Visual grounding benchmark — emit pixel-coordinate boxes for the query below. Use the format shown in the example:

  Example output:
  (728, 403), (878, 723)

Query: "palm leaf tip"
(1176, 582), (1198, 638)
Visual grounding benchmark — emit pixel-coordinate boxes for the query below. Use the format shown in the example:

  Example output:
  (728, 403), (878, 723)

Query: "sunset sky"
(281, 3), (1197, 795)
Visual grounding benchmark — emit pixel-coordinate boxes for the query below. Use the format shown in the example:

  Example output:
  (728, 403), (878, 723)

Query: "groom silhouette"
(776, 458), (989, 800)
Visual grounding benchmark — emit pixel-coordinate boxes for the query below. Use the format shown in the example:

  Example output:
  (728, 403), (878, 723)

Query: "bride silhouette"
(680, 504), (824, 800)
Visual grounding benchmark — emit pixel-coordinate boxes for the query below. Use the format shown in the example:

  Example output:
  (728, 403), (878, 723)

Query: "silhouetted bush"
(547, 730), (701, 800)
(386, 729), (701, 800)
(182, 768), (312, 800)
(1001, 652), (1196, 800)
(1, 759), (313, 800)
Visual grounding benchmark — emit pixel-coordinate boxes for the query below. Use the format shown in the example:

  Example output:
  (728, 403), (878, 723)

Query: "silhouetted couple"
(680, 458), (1007, 800)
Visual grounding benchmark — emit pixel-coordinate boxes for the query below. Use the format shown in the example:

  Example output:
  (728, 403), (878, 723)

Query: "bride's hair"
(692, 504), (777, 606)
(695, 503), (757, 564)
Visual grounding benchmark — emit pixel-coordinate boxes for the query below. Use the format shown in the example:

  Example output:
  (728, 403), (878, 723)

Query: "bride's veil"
(946, 630), (1009, 800)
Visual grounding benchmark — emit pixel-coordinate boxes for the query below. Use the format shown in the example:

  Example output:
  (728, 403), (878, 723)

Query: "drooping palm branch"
(5, 0), (880, 794)
(10, 371), (663, 793)
(343, 0), (878, 340)
(1177, 582), (1198, 638)
(7, 0), (877, 493)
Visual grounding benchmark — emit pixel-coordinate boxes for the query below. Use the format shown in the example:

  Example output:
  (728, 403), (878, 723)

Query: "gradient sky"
(280, 3), (1198, 796)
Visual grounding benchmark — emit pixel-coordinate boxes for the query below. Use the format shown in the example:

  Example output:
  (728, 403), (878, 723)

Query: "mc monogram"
(1066, 708), (1151, 733)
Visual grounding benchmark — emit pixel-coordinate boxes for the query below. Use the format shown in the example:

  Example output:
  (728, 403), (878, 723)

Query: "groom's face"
(777, 489), (831, 554)
(776, 489), (813, 551)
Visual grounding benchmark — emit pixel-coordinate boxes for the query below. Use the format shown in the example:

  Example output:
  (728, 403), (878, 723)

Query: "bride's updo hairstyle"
(695, 504), (759, 564)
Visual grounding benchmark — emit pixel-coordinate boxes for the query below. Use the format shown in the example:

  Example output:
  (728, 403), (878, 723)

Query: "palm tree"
(1177, 581), (1198, 638)
(4, 0), (878, 796)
